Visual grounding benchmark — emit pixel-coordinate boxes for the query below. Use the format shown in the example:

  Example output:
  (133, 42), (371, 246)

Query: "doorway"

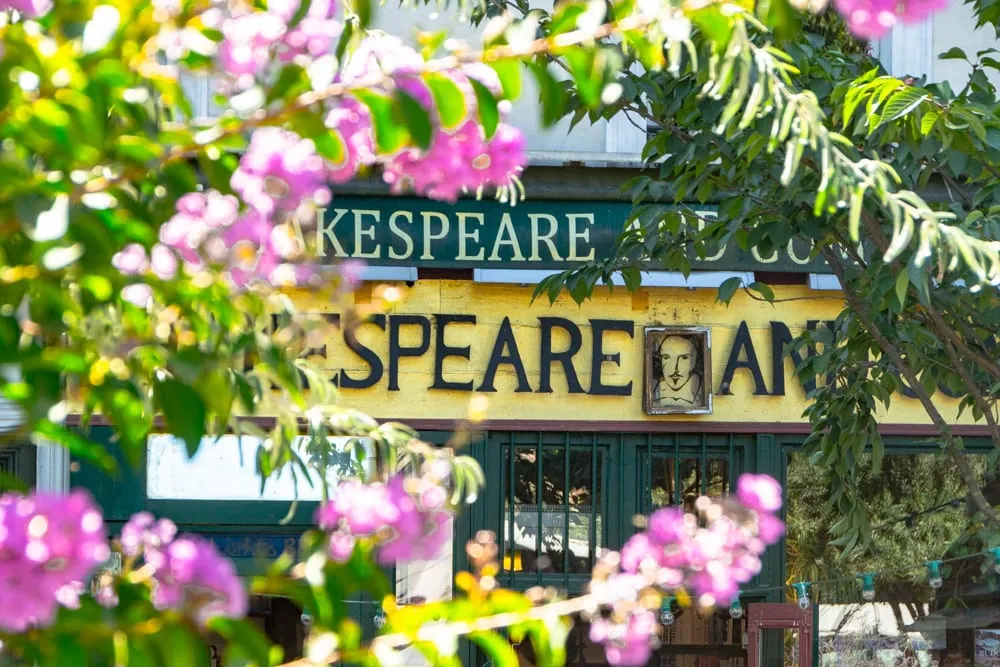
(747, 603), (814, 667)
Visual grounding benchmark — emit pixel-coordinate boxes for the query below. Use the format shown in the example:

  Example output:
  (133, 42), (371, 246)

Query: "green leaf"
(894, 266), (911, 308)
(285, 0), (312, 28)
(267, 64), (311, 105)
(877, 88), (926, 128)
(490, 61), (523, 100)
(564, 48), (602, 107)
(528, 63), (566, 127)
(469, 79), (499, 140)
(291, 111), (345, 164)
(208, 617), (279, 667)
(198, 153), (238, 195)
(353, 90), (408, 155)
(748, 281), (775, 302)
(348, 0), (372, 28)
(920, 109), (939, 135)
(152, 622), (211, 667)
(470, 631), (518, 667)
(939, 46), (968, 60)
(155, 378), (207, 457)
(716, 276), (743, 304)
(395, 89), (433, 150)
(424, 73), (467, 130)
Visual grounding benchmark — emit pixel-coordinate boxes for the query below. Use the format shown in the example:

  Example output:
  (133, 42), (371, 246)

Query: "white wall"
(880, 4), (1000, 86)
(932, 3), (1000, 87)
(181, 4), (646, 163)
(371, 3), (646, 162)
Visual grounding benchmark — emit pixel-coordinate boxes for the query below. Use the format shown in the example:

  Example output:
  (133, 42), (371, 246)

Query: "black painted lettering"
(477, 317), (532, 392)
(388, 315), (431, 391)
(430, 314), (476, 391)
(719, 321), (768, 395)
(589, 319), (633, 396)
(538, 317), (585, 393)
(339, 314), (386, 389)
(770, 321), (815, 395)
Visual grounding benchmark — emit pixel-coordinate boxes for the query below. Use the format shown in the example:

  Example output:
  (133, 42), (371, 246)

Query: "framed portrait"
(643, 326), (713, 415)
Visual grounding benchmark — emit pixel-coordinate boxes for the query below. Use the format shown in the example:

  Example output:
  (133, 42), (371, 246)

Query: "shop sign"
(206, 534), (300, 559)
(315, 196), (830, 273)
(283, 283), (972, 425)
(312, 312), (955, 402)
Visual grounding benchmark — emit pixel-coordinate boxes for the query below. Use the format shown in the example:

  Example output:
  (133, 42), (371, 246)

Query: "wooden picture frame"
(643, 326), (713, 415)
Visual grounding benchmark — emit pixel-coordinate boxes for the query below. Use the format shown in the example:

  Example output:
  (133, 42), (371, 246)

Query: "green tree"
(542, 5), (1000, 557)
(0, 0), (990, 662)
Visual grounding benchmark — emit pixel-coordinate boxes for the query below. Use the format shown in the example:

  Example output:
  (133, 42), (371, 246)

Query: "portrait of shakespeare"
(646, 328), (711, 414)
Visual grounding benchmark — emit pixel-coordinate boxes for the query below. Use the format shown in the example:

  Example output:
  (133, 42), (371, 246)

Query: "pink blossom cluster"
(112, 190), (241, 304)
(833, 0), (947, 38)
(0, 491), (110, 632)
(231, 127), (331, 218)
(0, 0), (51, 16)
(322, 35), (527, 202)
(315, 473), (452, 566)
(218, 0), (342, 89)
(586, 474), (785, 666)
(119, 512), (247, 625)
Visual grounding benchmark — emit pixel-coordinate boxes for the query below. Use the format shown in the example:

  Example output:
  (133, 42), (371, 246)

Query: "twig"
(821, 247), (1000, 527)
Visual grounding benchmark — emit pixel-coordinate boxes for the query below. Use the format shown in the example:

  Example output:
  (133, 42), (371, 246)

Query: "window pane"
(502, 443), (604, 576)
(505, 448), (537, 573)
(680, 458), (700, 511)
(569, 449), (600, 572)
(650, 457), (674, 509)
(707, 458), (729, 497)
(540, 447), (565, 572)
(146, 434), (372, 501)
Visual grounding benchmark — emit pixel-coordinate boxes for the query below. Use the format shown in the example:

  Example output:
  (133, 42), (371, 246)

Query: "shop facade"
(65, 180), (987, 665)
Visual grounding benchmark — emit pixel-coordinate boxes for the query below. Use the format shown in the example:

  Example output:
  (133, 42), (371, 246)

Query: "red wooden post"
(747, 603), (814, 667)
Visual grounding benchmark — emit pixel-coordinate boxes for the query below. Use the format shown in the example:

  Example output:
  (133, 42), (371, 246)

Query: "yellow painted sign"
(285, 281), (968, 426)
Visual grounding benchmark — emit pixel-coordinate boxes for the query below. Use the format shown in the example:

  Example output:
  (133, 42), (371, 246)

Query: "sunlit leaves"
(424, 73), (468, 130)
(353, 90), (409, 154)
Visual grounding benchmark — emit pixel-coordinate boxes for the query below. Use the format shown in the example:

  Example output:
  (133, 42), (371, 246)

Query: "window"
(146, 434), (373, 501)
(639, 434), (742, 515)
(499, 433), (607, 578)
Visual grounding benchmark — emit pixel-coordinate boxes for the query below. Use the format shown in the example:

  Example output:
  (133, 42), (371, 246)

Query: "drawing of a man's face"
(657, 335), (697, 393)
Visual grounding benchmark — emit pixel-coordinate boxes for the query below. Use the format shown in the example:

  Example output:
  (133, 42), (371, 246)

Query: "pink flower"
(119, 511), (177, 558)
(146, 535), (247, 625)
(112, 243), (149, 275)
(756, 512), (786, 545)
(315, 475), (453, 565)
(218, 12), (286, 87)
(160, 190), (239, 266)
(231, 128), (331, 218)
(273, 0), (341, 61)
(589, 610), (658, 666)
(338, 259), (366, 290)
(0, 491), (109, 632)
(736, 474), (783, 513)
(620, 533), (663, 574)
(121, 284), (153, 307)
(325, 100), (375, 184)
(0, 0), (51, 16)
(833, 0), (947, 38)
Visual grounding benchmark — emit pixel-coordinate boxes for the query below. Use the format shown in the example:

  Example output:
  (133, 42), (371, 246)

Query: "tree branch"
(821, 246), (1000, 527)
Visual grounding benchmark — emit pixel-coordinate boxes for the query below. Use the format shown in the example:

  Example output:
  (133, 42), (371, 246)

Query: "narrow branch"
(280, 593), (597, 667)
(940, 337), (1000, 447)
(821, 246), (1000, 527)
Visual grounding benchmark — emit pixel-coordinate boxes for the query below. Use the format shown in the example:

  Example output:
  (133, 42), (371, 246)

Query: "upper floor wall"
(182, 1), (647, 165)
(879, 3), (1000, 85)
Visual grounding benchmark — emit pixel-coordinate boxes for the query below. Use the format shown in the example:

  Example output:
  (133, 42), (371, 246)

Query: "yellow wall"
(286, 281), (971, 426)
